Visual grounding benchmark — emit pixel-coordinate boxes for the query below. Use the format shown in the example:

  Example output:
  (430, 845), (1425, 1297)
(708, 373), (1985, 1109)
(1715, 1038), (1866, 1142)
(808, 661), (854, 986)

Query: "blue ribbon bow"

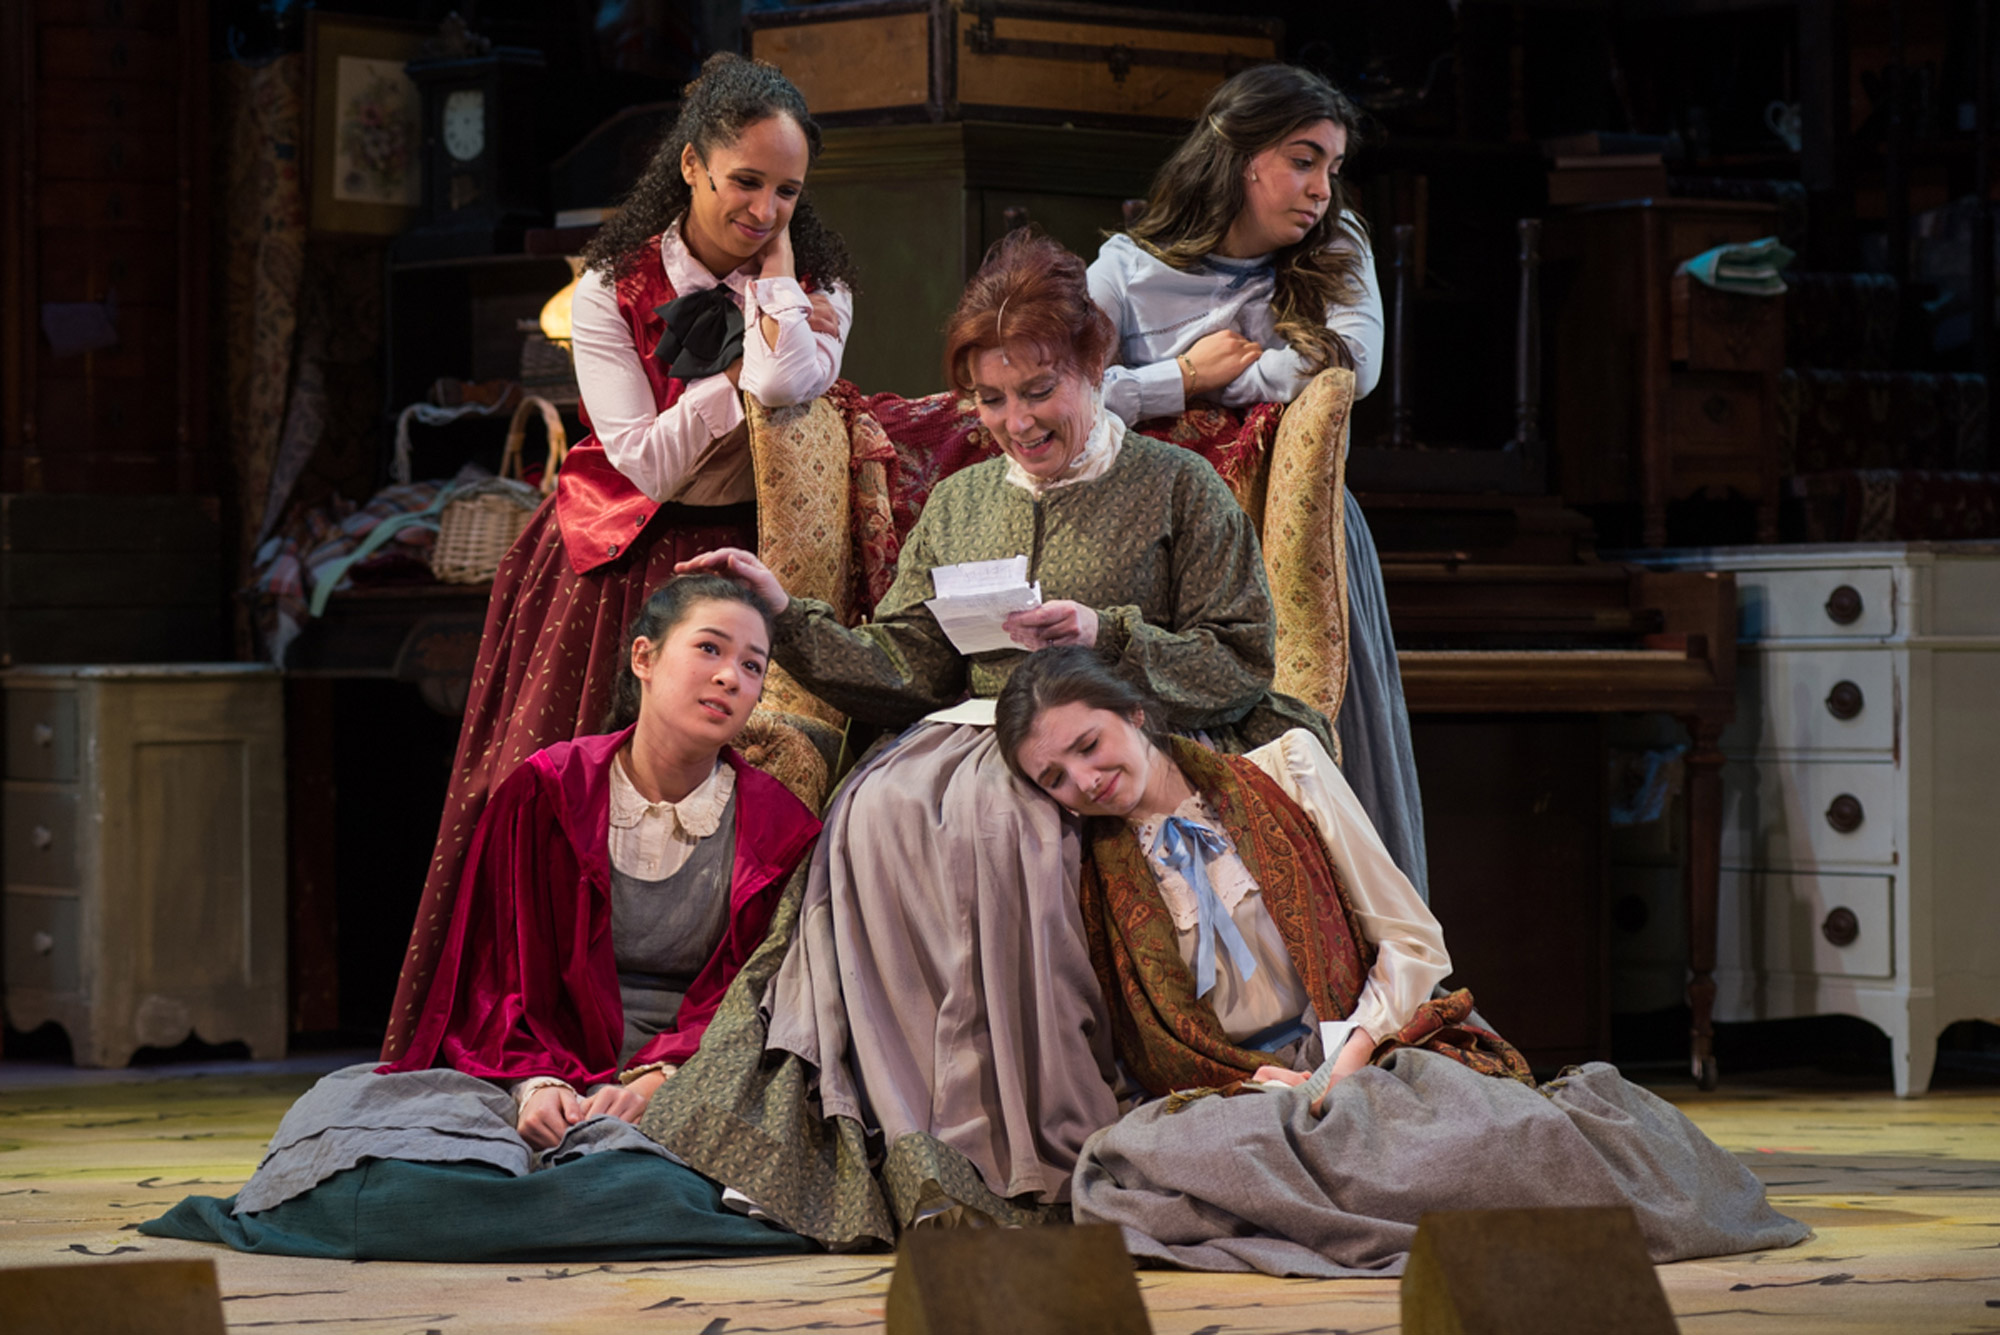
(1153, 815), (1259, 999)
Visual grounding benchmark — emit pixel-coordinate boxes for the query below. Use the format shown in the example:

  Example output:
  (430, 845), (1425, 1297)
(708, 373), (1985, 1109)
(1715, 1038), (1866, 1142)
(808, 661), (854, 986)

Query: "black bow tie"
(653, 286), (745, 381)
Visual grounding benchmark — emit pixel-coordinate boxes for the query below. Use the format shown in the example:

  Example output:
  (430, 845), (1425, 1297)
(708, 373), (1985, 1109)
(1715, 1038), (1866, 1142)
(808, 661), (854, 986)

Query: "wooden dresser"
(1544, 199), (1786, 547)
(1640, 544), (2000, 1095)
(3, 665), (286, 1066)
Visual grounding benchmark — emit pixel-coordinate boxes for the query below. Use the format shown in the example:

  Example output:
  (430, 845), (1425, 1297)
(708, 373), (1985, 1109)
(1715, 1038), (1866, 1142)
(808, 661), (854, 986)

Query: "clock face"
(442, 89), (485, 162)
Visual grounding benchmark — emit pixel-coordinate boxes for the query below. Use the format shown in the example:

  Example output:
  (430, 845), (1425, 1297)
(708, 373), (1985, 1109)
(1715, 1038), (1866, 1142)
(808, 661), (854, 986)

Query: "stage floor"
(2, 1054), (1997, 1333)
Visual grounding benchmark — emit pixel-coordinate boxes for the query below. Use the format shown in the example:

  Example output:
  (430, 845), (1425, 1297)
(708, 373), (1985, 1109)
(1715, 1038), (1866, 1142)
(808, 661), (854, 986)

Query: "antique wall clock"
(397, 15), (548, 261)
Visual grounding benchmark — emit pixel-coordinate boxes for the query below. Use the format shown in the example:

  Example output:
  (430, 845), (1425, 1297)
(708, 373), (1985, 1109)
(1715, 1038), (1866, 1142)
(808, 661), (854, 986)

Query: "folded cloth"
(1679, 236), (1795, 296)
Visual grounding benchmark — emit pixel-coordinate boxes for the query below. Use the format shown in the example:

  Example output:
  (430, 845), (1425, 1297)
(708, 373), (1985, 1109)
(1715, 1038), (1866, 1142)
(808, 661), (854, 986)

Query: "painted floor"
(2, 1055), (1998, 1333)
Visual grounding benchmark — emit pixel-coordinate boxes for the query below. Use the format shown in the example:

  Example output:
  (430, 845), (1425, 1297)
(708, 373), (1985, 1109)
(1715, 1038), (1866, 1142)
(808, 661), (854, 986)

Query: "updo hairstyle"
(603, 572), (776, 731)
(941, 230), (1117, 393)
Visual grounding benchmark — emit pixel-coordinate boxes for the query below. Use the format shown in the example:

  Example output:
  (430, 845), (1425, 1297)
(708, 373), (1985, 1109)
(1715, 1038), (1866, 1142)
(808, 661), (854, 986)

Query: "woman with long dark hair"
(1087, 64), (1428, 903)
(382, 53), (856, 1060)
(994, 647), (1807, 1278)
(145, 575), (823, 1260)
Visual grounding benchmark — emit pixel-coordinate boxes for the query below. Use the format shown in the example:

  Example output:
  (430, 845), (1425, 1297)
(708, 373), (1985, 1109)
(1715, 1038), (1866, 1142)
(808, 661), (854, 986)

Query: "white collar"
(609, 751), (734, 839)
(660, 218), (758, 302)
(1002, 404), (1127, 495)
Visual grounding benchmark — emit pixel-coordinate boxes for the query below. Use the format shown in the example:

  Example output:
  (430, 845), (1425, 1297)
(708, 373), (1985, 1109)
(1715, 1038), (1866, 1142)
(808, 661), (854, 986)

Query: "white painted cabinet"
(3, 665), (287, 1067)
(1645, 544), (2000, 1095)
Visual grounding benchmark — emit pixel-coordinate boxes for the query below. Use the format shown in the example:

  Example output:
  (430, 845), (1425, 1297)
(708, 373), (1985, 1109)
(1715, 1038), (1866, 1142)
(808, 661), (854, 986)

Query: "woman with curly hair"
(382, 52), (856, 1060)
(1088, 64), (1429, 903)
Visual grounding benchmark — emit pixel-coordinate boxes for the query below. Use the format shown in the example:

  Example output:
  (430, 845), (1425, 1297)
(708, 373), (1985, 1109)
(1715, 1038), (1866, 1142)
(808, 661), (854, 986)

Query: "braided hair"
(583, 52), (856, 289)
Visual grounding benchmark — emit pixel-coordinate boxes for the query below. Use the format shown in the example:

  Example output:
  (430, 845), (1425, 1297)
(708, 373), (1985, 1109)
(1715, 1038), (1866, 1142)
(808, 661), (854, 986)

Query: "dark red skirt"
(380, 497), (755, 1059)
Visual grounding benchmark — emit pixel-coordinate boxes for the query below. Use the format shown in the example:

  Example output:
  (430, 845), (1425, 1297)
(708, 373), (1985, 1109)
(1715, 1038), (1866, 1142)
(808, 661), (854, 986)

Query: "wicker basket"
(429, 396), (568, 584)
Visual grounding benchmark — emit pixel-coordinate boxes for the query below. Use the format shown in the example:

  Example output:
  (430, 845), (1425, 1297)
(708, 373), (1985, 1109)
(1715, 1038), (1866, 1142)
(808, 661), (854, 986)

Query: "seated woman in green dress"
(673, 230), (1332, 1229)
(992, 646), (1809, 1277)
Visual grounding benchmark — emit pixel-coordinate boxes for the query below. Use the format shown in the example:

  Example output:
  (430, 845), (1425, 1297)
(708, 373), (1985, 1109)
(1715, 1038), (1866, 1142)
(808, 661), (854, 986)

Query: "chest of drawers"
(3, 665), (285, 1066)
(1644, 544), (2000, 1095)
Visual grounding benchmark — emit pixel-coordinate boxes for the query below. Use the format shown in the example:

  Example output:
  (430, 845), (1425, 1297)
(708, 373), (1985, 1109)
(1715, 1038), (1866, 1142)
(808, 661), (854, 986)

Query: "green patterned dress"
(645, 431), (1331, 1242)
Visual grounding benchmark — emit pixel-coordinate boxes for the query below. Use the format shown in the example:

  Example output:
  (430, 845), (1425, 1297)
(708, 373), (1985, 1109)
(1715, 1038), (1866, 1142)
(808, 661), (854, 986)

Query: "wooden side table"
(1546, 198), (1786, 547)
(3, 665), (286, 1066)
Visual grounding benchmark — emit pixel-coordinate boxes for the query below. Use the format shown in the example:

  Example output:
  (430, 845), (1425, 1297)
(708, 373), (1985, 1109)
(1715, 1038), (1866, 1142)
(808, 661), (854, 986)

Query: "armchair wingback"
(743, 366), (1356, 762)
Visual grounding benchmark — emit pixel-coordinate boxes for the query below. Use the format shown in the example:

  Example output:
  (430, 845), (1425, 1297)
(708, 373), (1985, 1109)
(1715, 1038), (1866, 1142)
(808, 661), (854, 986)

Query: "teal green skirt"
(140, 1149), (819, 1263)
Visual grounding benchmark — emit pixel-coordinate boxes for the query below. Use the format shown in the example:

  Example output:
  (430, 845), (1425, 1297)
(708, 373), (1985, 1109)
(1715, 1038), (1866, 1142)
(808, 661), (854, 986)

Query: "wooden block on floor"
(1401, 1206), (1676, 1335)
(886, 1223), (1153, 1335)
(0, 1258), (227, 1335)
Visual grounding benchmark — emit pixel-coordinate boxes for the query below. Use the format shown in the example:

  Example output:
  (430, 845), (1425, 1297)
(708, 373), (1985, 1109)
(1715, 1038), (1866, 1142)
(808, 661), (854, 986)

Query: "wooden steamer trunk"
(748, 0), (1281, 128)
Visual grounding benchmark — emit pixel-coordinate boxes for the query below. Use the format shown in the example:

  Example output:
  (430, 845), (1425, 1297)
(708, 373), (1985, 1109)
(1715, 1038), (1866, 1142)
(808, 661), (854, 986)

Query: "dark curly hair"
(1124, 64), (1368, 376)
(583, 52), (856, 290)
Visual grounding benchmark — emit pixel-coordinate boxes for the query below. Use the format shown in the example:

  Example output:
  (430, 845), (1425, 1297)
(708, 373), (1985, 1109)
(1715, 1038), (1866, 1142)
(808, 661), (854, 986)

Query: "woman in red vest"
(382, 52), (855, 1060)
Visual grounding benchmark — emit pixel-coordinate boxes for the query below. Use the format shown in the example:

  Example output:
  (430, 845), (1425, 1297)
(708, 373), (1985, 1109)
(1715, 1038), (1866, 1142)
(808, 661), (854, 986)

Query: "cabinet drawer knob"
(1825, 794), (1865, 833)
(1822, 907), (1860, 947)
(33, 723), (54, 747)
(31, 930), (55, 955)
(1824, 584), (1864, 625)
(1825, 680), (1865, 720)
(32, 824), (54, 850)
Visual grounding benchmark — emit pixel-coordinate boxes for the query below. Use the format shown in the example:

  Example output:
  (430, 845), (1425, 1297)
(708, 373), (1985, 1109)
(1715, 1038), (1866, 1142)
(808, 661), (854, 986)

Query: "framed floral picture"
(306, 13), (428, 235)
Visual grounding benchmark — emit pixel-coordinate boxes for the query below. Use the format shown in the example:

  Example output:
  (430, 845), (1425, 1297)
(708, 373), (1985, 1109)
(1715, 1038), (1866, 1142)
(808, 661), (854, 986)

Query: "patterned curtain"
(216, 54), (307, 584)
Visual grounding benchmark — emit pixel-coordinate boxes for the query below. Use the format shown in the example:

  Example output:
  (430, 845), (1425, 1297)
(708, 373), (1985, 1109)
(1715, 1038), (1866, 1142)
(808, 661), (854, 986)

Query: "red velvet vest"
(555, 239), (689, 575)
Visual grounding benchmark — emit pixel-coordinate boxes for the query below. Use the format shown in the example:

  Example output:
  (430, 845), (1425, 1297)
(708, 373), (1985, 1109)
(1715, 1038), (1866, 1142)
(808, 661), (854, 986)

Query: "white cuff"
(1133, 358), (1188, 420)
(750, 275), (812, 313)
(511, 1075), (576, 1112)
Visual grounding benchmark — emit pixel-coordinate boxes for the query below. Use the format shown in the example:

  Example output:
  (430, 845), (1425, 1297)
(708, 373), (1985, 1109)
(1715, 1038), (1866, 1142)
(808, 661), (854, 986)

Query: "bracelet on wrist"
(1177, 353), (1197, 396)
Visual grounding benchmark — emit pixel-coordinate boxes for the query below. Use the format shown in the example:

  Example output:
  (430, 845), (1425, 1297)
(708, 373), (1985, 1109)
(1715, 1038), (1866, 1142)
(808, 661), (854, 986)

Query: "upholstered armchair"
(733, 367), (1358, 809)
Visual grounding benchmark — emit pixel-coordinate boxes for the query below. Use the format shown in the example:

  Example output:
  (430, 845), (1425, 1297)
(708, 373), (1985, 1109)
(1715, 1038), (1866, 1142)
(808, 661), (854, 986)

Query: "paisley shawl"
(1078, 736), (1531, 1095)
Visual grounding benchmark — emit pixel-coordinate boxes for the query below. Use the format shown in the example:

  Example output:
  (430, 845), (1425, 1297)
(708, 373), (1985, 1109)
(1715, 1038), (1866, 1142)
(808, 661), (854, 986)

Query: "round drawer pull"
(31, 930), (55, 956)
(1825, 794), (1865, 833)
(1825, 680), (1865, 720)
(1824, 584), (1864, 625)
(33, 723), (55, 747)
(31, 824), (54, 850)
(1822, 907), (1860, 948)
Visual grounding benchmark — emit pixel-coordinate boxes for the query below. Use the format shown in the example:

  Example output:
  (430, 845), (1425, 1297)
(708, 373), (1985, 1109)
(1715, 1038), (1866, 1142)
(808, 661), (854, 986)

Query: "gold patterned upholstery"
(745, 367), (1358, 771)
(1262, 368), (1354, 734)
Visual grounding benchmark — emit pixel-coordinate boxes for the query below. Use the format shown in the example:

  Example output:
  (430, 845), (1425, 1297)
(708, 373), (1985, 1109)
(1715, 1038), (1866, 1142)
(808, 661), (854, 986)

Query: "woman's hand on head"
(1003, 600), (1099, 651)
(1183, 330), (1263, 398)
(516, 1084), (582, 1150)
(674, 547), (790, 614)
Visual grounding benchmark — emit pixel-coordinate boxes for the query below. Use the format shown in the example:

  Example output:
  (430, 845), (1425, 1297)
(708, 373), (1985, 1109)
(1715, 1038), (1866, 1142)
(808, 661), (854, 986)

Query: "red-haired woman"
(383, 53), (854, 1060)
(676, 230), (1332, 1230)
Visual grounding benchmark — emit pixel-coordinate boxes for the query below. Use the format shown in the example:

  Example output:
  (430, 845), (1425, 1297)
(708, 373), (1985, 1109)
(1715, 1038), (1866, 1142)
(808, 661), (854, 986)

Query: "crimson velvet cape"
(383, 729), (819, 1087)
